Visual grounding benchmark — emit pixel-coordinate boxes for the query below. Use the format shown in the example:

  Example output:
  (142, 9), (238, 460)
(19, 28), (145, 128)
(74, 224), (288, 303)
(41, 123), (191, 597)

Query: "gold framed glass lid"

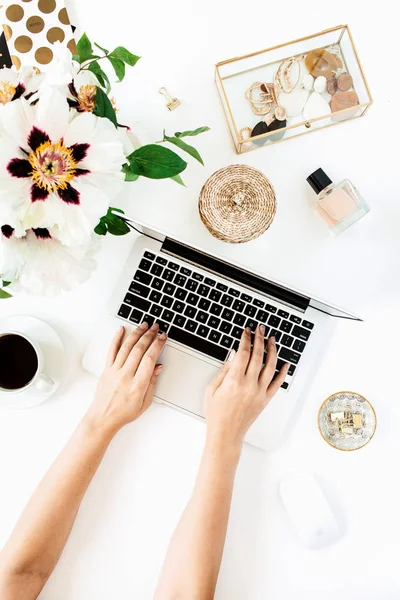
(215, 25), (373, 154)
(318, 391), (376, 451)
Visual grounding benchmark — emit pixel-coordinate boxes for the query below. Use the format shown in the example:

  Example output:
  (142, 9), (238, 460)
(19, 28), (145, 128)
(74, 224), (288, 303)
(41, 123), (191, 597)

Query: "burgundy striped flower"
(7, 130), (90, 205)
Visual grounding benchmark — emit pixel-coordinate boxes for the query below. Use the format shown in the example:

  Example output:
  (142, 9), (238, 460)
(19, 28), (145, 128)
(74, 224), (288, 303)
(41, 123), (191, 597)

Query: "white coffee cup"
(0, 331), (54, 395)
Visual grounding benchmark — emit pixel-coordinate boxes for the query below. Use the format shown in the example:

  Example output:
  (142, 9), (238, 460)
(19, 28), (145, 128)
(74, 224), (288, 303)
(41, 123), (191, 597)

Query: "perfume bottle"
(306, 168), (370, 235)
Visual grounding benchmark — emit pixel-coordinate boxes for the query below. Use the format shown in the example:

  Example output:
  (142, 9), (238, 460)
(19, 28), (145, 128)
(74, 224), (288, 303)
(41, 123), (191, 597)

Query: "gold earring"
(239, 127), (252, 141)
(245, 82), (274, 115)
(275, 57), (302, 93)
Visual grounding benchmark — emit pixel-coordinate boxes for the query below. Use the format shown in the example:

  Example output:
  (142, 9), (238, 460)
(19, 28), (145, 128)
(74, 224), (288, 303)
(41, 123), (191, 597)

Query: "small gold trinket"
(329, 410), (364, 435)
(329, 411), (345, 422)
(158, 87), (181, 111)
(341, 425), (354, 434)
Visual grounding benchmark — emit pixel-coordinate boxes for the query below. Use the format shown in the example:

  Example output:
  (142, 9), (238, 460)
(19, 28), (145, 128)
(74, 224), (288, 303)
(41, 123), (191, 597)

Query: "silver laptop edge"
(118, 212), (363, 323)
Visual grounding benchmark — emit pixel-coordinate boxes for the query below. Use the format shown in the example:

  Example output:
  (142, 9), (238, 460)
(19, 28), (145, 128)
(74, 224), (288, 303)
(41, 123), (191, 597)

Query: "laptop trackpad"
(155, 343), (219, 418)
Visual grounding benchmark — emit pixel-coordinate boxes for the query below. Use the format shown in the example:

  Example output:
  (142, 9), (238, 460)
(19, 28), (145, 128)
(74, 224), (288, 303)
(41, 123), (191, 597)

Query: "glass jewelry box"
(215, 25), (373, 154)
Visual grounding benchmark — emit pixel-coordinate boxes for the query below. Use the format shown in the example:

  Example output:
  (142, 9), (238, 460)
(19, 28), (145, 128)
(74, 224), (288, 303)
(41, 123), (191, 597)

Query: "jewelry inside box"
(244, 44), (360, 147)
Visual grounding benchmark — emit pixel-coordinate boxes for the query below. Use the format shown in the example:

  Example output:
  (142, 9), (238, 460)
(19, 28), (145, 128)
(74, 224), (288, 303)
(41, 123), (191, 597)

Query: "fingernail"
(119, 325), (124, 333)
(245, 327), (251, 335)
(140, 321), (148, 330)
(259, 325), (265, 335)
(151, 323), (159, 331)
(270, 336), (276, 345)
(228, 349), (236, 362)
(159, 331), (167, 340)
(155, 364), (163, 374)
(284, 362), (289, 370)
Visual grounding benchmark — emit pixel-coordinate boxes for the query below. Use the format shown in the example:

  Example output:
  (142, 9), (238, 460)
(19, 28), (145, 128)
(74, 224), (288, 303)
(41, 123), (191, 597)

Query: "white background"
(1, 1), (399, 598)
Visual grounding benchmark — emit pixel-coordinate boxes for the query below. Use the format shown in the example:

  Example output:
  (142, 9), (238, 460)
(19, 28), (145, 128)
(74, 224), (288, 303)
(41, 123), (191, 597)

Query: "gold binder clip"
(159, 87), (181, 111)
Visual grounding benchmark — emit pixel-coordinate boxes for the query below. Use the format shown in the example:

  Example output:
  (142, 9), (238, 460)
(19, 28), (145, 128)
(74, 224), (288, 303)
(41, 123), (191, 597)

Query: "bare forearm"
(0, 324), (167, 600)
(0, 418), (114, 599)
(155, 436), (241, 600)
(156, 327), (284, 599)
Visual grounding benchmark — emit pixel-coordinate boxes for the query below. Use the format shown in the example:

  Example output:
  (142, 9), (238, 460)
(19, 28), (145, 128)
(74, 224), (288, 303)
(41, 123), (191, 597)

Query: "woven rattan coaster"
(198, 165), (276, 243)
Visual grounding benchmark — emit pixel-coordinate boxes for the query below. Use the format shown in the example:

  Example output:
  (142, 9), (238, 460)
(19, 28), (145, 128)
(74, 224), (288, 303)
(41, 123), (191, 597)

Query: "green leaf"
(128, 144), (187, 179)
(175, 126), (210, 138)
(108, 56), (125, 81)
(93, 86), (117, 127)
(164, 135), (204, 165)
(106, 217), (130, 236)
(94, 221), (107, 236)
(109, 46), (140, 67)
(88, 62), (111, 94)
(125, 172), (139, 181)
(76, 33), (94, 63)
(111, 207), (125, 214)
(88, 65), (105, 88)
(122, 163), (140, 181)
(2, 281), (11, 287)
(0, 288), (12, 299)
(94, 42), (110, 55)
(170, 174), (186, 186)
(94, 208), (130, 237)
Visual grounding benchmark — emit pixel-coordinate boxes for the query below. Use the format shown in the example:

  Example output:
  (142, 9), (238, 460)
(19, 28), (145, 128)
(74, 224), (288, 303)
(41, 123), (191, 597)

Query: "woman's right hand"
(85, 322), (167, 437)
(204, 326), (289, 450)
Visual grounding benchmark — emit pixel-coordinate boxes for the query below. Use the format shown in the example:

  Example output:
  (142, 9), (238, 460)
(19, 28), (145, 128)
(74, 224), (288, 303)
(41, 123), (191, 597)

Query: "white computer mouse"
(279, 471), (340, 550)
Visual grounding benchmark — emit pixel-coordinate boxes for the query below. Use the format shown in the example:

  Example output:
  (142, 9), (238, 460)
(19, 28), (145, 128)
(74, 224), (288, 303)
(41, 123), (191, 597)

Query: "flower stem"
(78, 55), (108, 74)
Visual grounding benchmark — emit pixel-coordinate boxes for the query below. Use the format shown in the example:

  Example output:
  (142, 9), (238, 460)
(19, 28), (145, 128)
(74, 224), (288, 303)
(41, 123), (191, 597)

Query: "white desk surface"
(1, 1), (399, 598)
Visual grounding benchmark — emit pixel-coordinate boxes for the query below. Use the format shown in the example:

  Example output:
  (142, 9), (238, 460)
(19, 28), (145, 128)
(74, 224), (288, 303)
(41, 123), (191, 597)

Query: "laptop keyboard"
(116, 250), (315, 390)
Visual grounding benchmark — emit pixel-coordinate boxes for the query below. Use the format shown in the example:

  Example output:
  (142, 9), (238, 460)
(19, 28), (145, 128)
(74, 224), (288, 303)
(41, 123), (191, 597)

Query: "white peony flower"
(118, 126), (141, 156)
(0, 91), (126, 246)
(67, 70), (99, 114)
(30, 43), (99, 109)
(19, 66), (46, 97)
(28, 42), (76, 104)
(0, 67), (32, 106)
(42, 42), (76, 87)
(0, 225), (25, 283)
(18, 228), (98, 296)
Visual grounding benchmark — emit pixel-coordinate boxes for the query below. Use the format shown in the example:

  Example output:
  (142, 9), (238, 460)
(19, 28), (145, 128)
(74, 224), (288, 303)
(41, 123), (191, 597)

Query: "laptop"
(83, 217), (362, 451)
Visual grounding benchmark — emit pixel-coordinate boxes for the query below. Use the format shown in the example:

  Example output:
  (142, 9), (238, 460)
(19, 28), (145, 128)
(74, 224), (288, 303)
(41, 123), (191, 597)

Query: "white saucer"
(0, 315), (66, 409)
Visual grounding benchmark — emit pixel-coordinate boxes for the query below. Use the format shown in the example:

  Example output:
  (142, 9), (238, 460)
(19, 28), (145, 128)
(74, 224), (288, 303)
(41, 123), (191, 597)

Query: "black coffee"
(0, 334), (38, 390)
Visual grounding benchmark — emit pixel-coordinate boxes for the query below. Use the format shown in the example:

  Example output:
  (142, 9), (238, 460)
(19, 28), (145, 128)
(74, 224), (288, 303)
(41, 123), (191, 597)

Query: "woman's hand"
(85, 322), (167, 437)
(204, 325), (289, 450)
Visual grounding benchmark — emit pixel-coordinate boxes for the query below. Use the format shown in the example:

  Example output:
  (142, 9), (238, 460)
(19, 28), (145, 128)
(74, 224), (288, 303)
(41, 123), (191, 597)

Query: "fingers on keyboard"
(117, 253), (314, 387)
